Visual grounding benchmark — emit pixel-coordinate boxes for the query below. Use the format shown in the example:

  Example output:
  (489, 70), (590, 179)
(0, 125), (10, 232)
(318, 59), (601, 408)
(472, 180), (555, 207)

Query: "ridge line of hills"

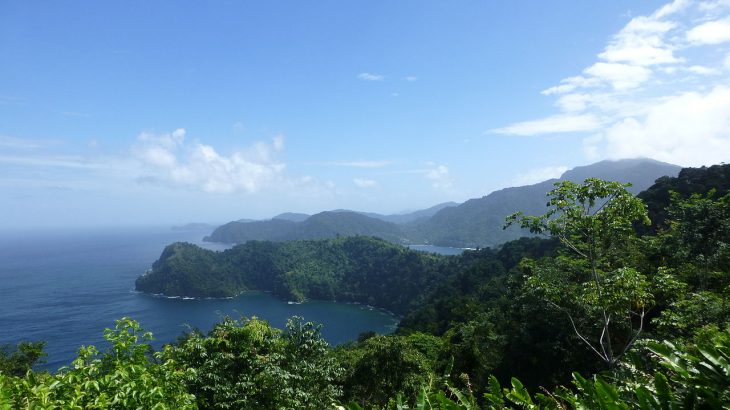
(204, 158), (682, 248)
(139, 162), (730, 308)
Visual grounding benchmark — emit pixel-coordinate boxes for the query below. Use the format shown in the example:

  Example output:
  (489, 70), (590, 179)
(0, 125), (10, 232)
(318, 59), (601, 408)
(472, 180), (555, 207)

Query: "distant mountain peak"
(272, 212), (310, 222)
(207, 158), (682, 249)
(412, 158), (681, 248)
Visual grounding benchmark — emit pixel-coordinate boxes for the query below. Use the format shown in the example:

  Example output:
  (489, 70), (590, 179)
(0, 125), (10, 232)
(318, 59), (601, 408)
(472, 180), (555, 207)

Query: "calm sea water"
(0, 227), (399, 371)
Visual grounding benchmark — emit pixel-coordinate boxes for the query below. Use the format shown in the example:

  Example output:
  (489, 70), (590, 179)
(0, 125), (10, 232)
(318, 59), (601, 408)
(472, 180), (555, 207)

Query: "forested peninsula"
(136, 236), (449, 314)
(4, 163), (730, 409)
(135, 235), (558, 316)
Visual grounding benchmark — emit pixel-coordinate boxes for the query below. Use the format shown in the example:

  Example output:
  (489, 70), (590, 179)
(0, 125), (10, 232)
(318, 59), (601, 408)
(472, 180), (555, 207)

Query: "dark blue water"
(0, 227), (399, 371)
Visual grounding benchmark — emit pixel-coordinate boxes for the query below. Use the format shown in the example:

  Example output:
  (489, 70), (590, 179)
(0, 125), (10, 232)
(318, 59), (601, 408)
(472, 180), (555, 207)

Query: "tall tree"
(506, 178), (652, 368)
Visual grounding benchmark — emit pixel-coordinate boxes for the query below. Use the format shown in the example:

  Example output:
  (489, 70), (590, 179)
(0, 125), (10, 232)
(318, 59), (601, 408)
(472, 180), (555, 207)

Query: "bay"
(0, 227), (399, 371)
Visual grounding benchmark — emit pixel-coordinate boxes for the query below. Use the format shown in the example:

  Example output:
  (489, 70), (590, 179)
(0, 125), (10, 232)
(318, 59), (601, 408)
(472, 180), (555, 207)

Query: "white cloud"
(556, 93), (592, 112)
(511, 165), (569, 186)
(138, 145), (177, 168)
(425, 164), (452, 189)
(137, 128), (186, 150)
(357, 72), (384, 81)
(541, 76), (601, 95)
(353, 178), (377, 188)
(493, 114), (602, 136)
(687, 17), (730, 44)
(133, 129), (286, 193)
(540, 4), (680, 97)
(687, 65), (720, 75)
(698, 0), (730, 13)
(495, 0), (730, 167)
(653, 0), (689, 18)
(599, 16), (679, 66)
(405, 76), (418, 82)
(583, 62), (652, 90)
(589, 85), (730, 166)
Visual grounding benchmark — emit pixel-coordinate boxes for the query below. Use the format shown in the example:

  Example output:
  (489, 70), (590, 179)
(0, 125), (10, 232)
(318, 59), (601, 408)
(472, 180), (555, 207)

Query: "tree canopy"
(3, 164), (730, 409)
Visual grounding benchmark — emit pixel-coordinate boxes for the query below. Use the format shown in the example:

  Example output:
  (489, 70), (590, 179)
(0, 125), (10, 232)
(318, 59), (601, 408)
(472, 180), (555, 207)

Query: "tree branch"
(548, 301), (609, 364)
(617, 307), (645, 361)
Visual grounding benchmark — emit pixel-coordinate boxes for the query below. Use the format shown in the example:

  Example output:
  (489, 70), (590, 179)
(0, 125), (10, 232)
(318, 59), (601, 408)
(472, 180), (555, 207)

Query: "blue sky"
(2, 0), (730, 228)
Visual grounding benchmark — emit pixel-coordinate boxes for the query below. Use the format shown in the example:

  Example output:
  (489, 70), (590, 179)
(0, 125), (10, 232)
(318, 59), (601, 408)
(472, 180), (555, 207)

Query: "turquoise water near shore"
(0, 227), (399, 371)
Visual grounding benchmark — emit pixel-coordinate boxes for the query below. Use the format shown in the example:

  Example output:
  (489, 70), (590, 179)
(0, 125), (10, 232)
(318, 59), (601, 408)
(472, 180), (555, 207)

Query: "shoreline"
(133, 289), (403, 320)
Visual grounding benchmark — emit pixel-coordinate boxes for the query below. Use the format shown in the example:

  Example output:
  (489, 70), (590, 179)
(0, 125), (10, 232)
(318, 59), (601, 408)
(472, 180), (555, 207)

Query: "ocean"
(0, 227), (400, 371)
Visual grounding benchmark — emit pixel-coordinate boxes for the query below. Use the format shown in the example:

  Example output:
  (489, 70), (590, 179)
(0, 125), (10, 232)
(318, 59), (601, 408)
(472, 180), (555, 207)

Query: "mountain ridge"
(412, 158), (682, 247)
(205, 158), (681, 247)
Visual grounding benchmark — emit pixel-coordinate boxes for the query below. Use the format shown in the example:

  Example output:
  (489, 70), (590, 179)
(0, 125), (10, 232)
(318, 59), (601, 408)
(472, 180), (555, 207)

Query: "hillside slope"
(205, 159), (680, 248)
(136, 236), (449, 315)
(205, 211), (410, 244)
(410, 159), (681, 247)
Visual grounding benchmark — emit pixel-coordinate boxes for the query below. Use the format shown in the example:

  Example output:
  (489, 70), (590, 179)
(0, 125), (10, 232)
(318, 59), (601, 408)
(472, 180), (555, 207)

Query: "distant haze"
(204, 159), (681, 248)
(2, 1), (729, 228)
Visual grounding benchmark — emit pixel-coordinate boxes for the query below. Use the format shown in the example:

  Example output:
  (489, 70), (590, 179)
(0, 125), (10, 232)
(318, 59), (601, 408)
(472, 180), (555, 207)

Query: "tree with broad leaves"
(506, 178), (654, 368)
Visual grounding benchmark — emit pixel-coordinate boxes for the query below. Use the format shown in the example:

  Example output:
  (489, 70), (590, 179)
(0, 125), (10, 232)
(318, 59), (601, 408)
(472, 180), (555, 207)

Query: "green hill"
(205, 211), (410, 244)
(410, 158), (681, 247)
(205, 159), (680, 248)
(136, 236), (451, 315)
(638, 163), (730, 231)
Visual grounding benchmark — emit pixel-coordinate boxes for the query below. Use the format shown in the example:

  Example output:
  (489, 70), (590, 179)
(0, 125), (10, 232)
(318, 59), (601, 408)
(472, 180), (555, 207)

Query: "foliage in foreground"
(0, 316), (343, 410)
(167, 316), (342, 409)
(2, 167), (730, 408)
(3, 320), (729, 409)
(0, 341), (46, 378)
(342, 327), (730, 409)
(507, 178), (652, 368)
(0, 318), (195, 409)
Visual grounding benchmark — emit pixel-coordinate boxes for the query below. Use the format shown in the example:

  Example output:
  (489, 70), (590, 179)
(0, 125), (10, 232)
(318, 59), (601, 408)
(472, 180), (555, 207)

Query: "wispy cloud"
(272, 134), (285, 151)
(425, 164), (452, 190)
(357, 72), (384, 81)
(492, 0), (730, 166)
(0, 130), (334, 197)
(353, 178), (377, 188)
(328, 160), (391, 168)
(232, 121), (246, 133)
(598, 14), (679, 66)
(0, 155), (104, 169)
(0, 135), (56, 150)
(405, 76), (418, 82)
(493, 114), (602, 136)
(686, 64), (720, 75)
(510, 165), (568, 186)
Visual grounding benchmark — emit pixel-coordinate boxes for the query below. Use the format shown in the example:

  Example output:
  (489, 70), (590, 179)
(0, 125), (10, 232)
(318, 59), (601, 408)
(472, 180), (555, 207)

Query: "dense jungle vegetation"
(2, 163), (729, 409)
(135, 235), (455, 314)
